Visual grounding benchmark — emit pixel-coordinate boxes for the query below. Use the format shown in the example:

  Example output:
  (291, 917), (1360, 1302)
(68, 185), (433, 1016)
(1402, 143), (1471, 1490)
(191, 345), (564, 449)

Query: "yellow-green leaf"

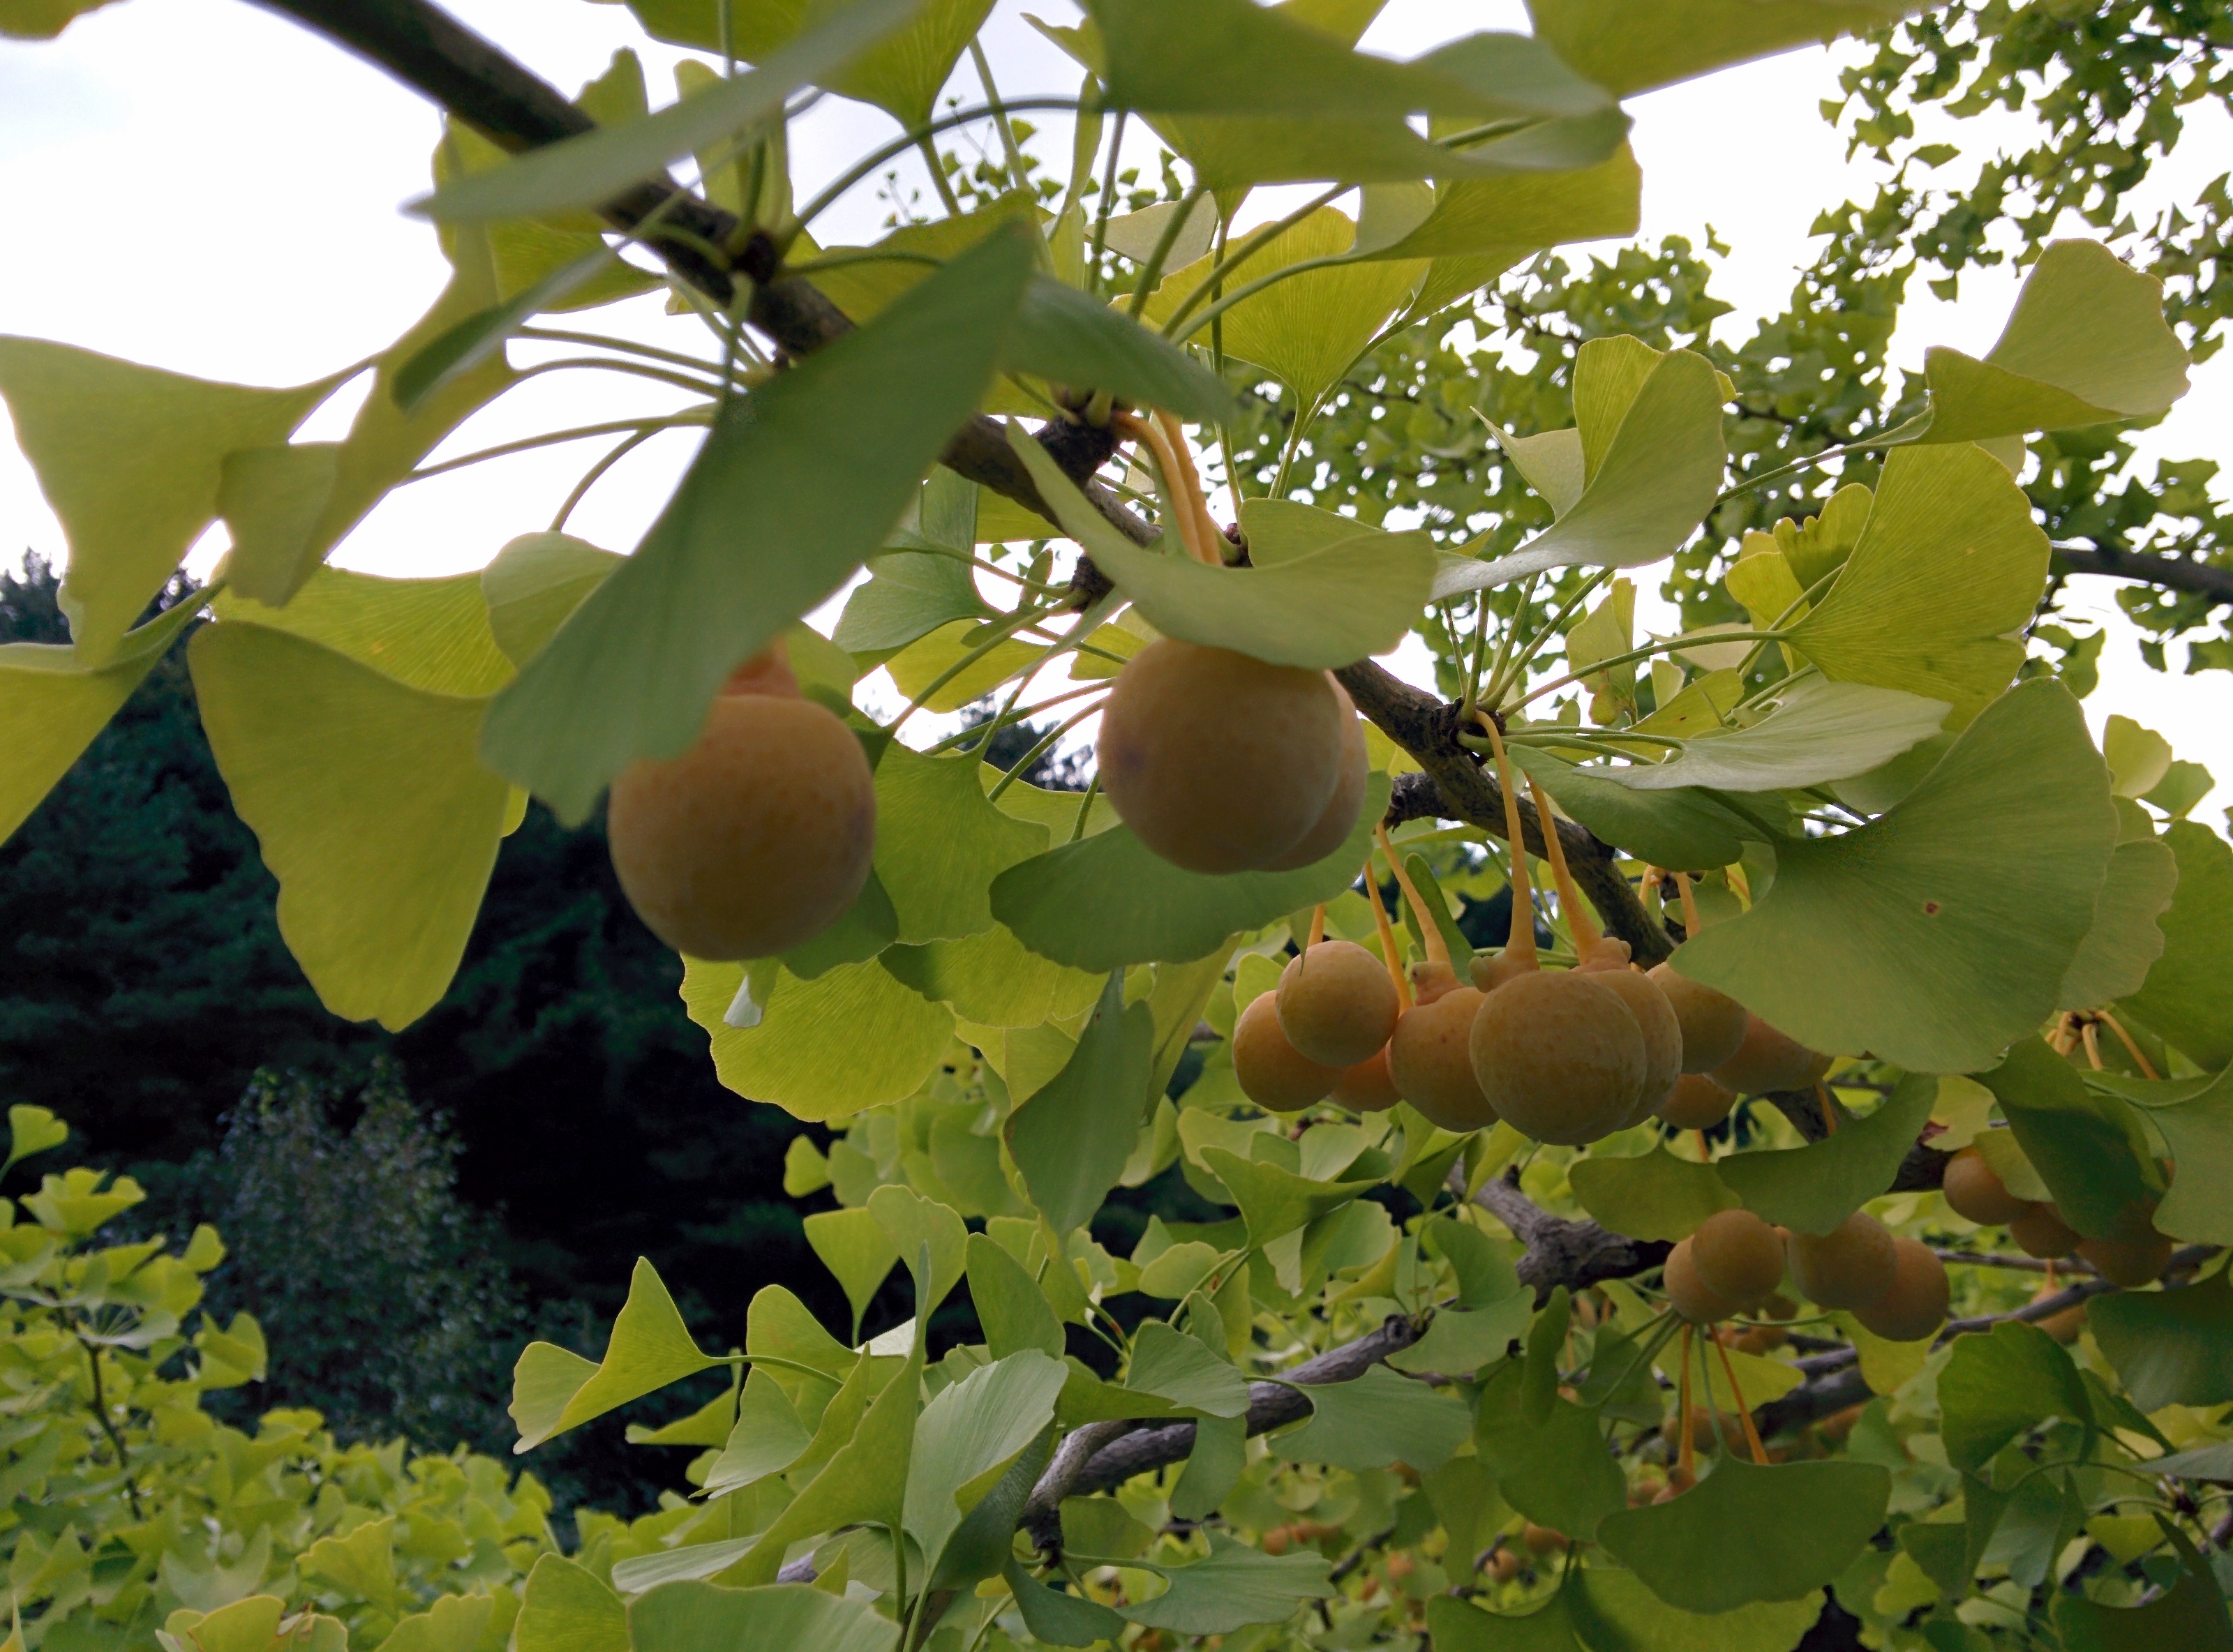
(680, 956), (953, 1121)
(509, 1257), (719, 1450)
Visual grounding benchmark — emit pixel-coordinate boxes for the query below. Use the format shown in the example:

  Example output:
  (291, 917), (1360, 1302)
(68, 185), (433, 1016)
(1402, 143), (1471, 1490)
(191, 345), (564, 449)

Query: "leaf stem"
(1158, 185), (1346, 339)
(1484, 570), (1608, 708)
(782, 99), (1080, 242)
(985, 701), (1103, 801)
(888, 604), (1052, 733)
(1518, 632), (1785, 709)
(405, 412), (713, 483)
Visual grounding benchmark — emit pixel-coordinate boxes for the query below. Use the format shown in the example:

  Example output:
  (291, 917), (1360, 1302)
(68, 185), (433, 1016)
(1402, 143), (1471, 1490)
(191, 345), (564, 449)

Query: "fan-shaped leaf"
(680, 956), (954, 1121)
(1596, 1458), (1889, 1610)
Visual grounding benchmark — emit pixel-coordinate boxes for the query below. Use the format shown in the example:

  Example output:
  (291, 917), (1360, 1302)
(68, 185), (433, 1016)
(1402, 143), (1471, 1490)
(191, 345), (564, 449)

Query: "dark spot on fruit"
(1922, 901), (1941, 915)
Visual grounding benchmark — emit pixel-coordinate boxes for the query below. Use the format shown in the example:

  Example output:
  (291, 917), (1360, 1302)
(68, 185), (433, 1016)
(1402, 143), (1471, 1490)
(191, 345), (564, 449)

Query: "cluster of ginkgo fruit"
(1941, 1144), (2177, 1286)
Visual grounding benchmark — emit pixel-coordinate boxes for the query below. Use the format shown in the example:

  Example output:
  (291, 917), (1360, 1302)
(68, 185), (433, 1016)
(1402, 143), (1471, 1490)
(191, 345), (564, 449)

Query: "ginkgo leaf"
(680, 956), (954, 1122)
(481, 534), (625, 668)
(903, 1349), (1067, 1575)
(2121, 820), (2233, 1069)
(1582, 679), (1950, 794)
(509, 1257), (719, 1450)
(1007, 972), (1156, 1235)
(629, 1581), (894, 1652)
(1913, 240), (2190, 446)
(0, 338), (337, 664)
(1596, 1459), (1891, 1611)
(1352, 147), (1640, 262)
(1527, 0), (1924, 97)
(2059, 837), (2177, 1011)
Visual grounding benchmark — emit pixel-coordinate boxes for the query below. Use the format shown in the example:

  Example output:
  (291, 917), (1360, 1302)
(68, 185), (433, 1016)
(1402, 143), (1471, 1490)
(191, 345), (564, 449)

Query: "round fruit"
(1096, 639), (1342, 873)
(1588, 968), (1682, 1123)
(2077, 1234), (2174, 1287)
(1941, 1146), (2031, 1226)
(1233, 991), (1339, 1112)
(1648, 964), (1750, 1074)
(1470, 971), (1645, 1146)
(1389, 988), (1494, 1131)
(1664, 1236), (1740, 1323)
(1658, 1072), (1738, 1130)
(608, 691), (875, 961)
(1655, 1464), (1697, 1501)
(1786, 1211), (1898, 1309)
(721, 647), (800, 697)
(1264, 683), (1368, 870)
(1485, 1547), (1523, 1584)
(1852, 1238), (1949, 1342)
(1690, 1210), (1786, 1308)
(1522, 1524), (1569, 1556)
(1712, 1015), (1834, 1095)
(1330, 1046), (1402, 1113)
(2008, 1202), (2082, 1259)
(1278, 940), (1401, 1067)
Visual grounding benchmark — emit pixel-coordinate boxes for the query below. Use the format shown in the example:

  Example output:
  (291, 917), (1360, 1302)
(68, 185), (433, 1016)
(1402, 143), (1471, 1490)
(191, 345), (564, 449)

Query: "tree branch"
(1473, 1169), (1672, 1298)
(2054, 543), (2233, 607)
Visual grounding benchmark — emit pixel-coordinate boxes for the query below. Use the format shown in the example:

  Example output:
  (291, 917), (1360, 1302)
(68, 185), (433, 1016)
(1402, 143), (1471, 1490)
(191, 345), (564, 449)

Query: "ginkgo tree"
(4, 0), (2233, 1649)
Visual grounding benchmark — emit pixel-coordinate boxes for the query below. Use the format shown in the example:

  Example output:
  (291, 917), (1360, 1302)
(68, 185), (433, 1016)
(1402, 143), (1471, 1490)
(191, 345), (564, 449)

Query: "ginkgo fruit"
(2008, 1202), (2082, 1259)
(1852, 1238), (1949, 1342)
(1278, 940), (1401, 1068)
(1664, 1236), (1742, 1323)
(1786, 1211), (1899, 1309)
(1585, 968), (1682, 1123)
(607, 650), (875, 961)
(1389, 986), (1494, 1131)
(2076, 1233), (2174, 1287)
(1647, 964), (1750, 1074)
(1233, 991), (1340, 1112)
(1657, 1072), (1738, 1130)
(1097, 639), (1342, 873)
(1264, 682), (1368, 871)
(1470, 970), (1645, 1146)
(1940, 1146), (2032, 1226)
(1689, 1210), (1786, 1309)
(1711, 1014), (1834, 1095)
(1330, 1046), (1403, 1113)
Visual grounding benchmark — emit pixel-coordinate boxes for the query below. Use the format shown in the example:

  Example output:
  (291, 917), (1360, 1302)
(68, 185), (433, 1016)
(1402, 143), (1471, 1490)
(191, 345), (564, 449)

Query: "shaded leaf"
(1596, 1458), (1889, 1611)
(1716, 1074), (1937, 1236)
(513, 1556), (627, 1652)
(1121, 1531), (1334, 1635)
(1126, 1321), (1248, 1418)
(627, 1580), (892, 1652)
(2089, 1268), (2233, 1413)
(2122, 821), (2233, 1069)
(1474, 1362), (1627, 1542)
(1939, 1320), (2092, 1471)
(1569, 1147), (1738, 1241)
(1270, 1363), (1470, 1471)
(1528, 0), (1922, 97)
(1509, 746), (1754, 870)
(904, 1349), (1068, 1575)
(1006, 275), (1236, 423)
(1006, 972), (1156, 1234)
(2061, 838), (2178, 1010)
(1983, 1039), (2162, 1240)
(1587, 679), (1949, 795)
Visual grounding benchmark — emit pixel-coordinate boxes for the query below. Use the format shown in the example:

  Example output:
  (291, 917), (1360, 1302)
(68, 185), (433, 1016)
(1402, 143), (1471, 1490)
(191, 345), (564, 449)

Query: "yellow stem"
(1477, 715), (1537, 970)
(1362, 856), (1412, 1010)
(1114, 413), (1213, 564)
(1674, 871), (1704, 937)
(1156, 409), (1225, 564)
(1375, 824), (1450, 970)
(1676, 1323), (1696, 1480)
(2098, 1011), (2161, 1080)
(1308, 903), (1326, 950)
(1712, 1335), (1771, 1465)
(1525, 774), (1601, 954)
(1815, 1081), (1839, 1136)
(2079, 1020), (2105, 1071)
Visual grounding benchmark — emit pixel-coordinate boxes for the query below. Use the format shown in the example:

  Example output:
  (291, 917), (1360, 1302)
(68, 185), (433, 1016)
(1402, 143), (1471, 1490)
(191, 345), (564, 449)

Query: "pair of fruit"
(1231, 938), (1407, 1113)
(1941, 1148), (2175, 1286)
(1666, 1207), (1949, 1343)
(1098, 640), (1367, 875)
(607, 646), (877, 961)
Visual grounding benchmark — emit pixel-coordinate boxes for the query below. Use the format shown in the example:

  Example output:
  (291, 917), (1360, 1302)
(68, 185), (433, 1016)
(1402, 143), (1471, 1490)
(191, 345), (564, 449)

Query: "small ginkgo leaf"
(2121, 820), (2233, 1069)
(509, 1257), (719, 1451)
(679, 956), (955, 1122)
(2059, 837), (2178, 1011)
(1528, 0), (1923, 97)
(1585, 679), (1951, 795)
(481, 533), (624, 668)
(1007, 972), (1156, 1236)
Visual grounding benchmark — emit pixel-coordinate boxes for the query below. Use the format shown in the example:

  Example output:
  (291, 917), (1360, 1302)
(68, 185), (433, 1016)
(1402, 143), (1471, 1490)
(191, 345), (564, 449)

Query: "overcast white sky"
(2, 0), (2227, 814)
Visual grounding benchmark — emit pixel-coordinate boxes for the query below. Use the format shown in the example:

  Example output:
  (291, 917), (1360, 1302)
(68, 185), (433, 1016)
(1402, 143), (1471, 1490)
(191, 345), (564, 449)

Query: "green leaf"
(627, 1581), (893, 1652)
(1568, 1146), (1738, 1240)
(1385, 1298), (1532, 1374)
(833, 555), (992, 654)
(1450, 345), (1725, 594)
(2103, 1069), (2233, 1245)
(378, 1593), (492, 1652)
(1126, 1321), (1249, 1418)
(1121, 1531), (1334, 1635)
(1786, 446), (2048, 726)
(419, 0), (930, 220)
(509, 1257), (719, 1450)
(966, 1232), (1065, 1359)
(2056, 1538), (2233, 1652)
(215, 443), (343, 608)
(1011, 425), (1432, 668)
(1171, 1412), (1248, 1521)
(213, 567), (514, 696)
(1006, 973), (1156, 1234)
(1938, 1320), (2092, 1471)
(1006, 275), (1236, 423)
(1357, 147), (1640, 262)
(1474, 1363), (1628, 1542)
(513, 1556), (627, 1652)
(1596, 1458), (1889, 1611)
(874, 744), (1050, 943)
(1003, 1559), (1128, 1647)
(1198, 1148), (1377, 1249)
(0, 337), (337, 663)
(697, 1369), (812, 1495)
(1715, 1074), (1938, 1236)
(1508, 746), (1753, 870)
(679, 956), (954, 1122)
(479, 534), (624, 667)
(626, 1379), (740, 1447)
(0, 599), (200, 847)
(1588, 679), (1950, 795)
(2061, 838), (2178, 1010)
(884, 924), (1105, 1028)
(2123, 820), (2233, 1069)
(1671, 680), (2116, 1072)
(1987, 1039), (2163, 1239)
(301, 1517), (398, 1612)
(1527, 0), (1921, 96)
(1568, 1572), (1829, 1652)
(803, 1207), (900, 1338)
(993, 775), (1387, 970)
(0, 0), (121, 38)
(867, 1184), (968, 1316)
(189, 623), (511, 1031)
(904, 1349), (1068, 1575)
(483, 225), (1035, 823)
(1270, 1364), (1470, 1471)
(2089, 1268), (2233, 1413)
(1916, 241), (2190, 445)
(2, 1106), (67, 1177)
(392, 249), (623, 416)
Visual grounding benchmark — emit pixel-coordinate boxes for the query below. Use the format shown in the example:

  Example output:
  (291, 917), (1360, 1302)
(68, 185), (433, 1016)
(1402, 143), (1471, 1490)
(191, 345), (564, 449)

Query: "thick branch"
(1357, 666), (1671, 963)
(1474, 1169), (1671, 1298)
(2055, 543), (2233, 606)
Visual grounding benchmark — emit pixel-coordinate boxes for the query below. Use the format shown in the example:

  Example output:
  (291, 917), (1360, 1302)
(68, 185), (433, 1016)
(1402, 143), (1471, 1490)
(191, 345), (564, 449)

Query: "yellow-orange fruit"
(1264, 683), (1367, 871)
(1654, 1464), (1697, 1503)
(1484, 1547), (1523, 1584)
(1330, 1046), (1402, 1113)
(1941, 1146), (2031, 1226)
(721, 647), (800, 697)
(1278, 940), (1401, 1067)
(1657, 1072), (1738, 1130)
(1786, 1211), (1898, 1309)
(1521, 1524), (1569, 1556)
(2077, 1234), (2174, 1287)
(2008, 1202), (2082, 1259)
(2033, 1291), (2088, 1344)
(1691, 1210), (1787, 1308)
(1590, 970), (1682, 1123)
(1648, 963), (1750, 1074)
(608, 693), (874, 961)
(1664, 1236), (1741, 1323)
(1470, 971), (1645, 1146)
(1711, 1015), (1834, 1095)
(1096, 640), (1341, 873)
(1730, 1324), (1788, 1355)
(1414, 960), (1464, 1003)
(1233, 991), (1338, 1112)
(1852, 1238), (1949, 1342)
(1661, 1408), (1746, 1451)
(1390, 987), (1494, 1130)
